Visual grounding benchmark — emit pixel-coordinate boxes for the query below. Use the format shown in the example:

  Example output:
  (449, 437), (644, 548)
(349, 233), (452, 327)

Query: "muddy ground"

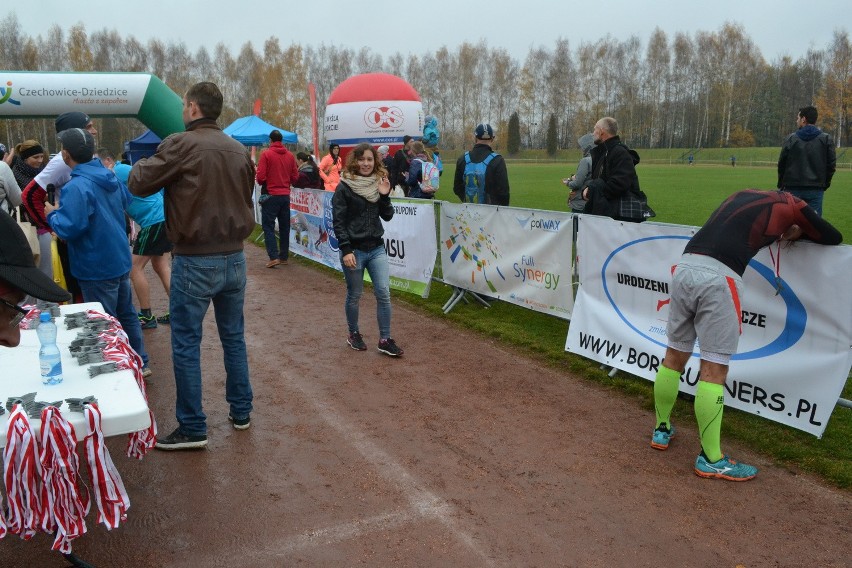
(4, 243), (849, 567)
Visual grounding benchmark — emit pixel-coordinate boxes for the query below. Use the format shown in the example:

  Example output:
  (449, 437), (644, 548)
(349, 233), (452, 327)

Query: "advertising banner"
(289, 187), (341, 271)
(566, 215), (852, 436)
(289, 189), (437, 297)
(380, 199), (438, 297)
(439, 203), (574, 319)
(0, 72), (184, 137)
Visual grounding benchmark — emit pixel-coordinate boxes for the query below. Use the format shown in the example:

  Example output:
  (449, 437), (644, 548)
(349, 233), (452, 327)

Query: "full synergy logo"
(601, 235), (807, 361)
(0, 81), (22, 105)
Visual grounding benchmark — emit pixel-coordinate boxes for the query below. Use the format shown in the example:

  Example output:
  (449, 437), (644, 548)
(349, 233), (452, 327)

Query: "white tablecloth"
(0, 302), (151, 447)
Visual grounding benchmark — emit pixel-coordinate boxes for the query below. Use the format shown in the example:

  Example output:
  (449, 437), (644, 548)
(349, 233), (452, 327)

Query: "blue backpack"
(463, 151), (497, 203)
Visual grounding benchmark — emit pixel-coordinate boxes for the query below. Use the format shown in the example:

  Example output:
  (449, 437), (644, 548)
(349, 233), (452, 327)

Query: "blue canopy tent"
(125, 129), (162, 164)
(223, 115), (298, 146)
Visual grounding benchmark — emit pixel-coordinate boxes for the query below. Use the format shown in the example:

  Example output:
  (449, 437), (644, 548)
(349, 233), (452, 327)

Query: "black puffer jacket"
(331, 178), (394, 256)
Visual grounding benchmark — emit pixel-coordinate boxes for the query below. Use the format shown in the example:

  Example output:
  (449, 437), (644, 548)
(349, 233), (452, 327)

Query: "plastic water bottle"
(37, 312), (63, 385)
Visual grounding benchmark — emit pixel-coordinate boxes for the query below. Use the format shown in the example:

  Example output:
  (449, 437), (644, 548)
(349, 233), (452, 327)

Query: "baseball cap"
(0, 213), (71, 302)
(55, 111), (91, 133)
(474, 123), (494, 140)
(58, 128), (95, 163)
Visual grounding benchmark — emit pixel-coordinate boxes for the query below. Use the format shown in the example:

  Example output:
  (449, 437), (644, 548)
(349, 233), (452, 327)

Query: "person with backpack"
(405, 141), (440, 199)
(453, 123), (509, 206)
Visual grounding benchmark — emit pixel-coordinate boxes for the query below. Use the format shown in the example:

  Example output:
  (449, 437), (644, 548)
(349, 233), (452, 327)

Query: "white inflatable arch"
(0, 72), (184, 138)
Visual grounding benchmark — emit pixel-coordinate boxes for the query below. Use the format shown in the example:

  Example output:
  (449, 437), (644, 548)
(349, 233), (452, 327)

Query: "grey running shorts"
(666, 253), (743, 364)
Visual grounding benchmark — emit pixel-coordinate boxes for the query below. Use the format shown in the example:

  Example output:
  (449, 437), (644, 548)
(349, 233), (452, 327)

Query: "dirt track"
(5, 243), (849, 567)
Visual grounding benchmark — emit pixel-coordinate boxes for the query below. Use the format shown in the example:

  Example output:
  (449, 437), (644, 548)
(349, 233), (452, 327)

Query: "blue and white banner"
(566, 215), (852, 437)
(439, 203), (574, 319)
(288, 188), (437, 297)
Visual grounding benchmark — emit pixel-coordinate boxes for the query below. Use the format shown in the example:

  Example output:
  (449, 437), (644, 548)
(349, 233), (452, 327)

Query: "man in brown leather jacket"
(129, 81), (256, 450)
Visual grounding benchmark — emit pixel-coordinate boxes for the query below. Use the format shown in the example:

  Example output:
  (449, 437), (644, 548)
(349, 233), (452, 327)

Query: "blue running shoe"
(650, 424), (675, 450)
(694, 453), (758, 481)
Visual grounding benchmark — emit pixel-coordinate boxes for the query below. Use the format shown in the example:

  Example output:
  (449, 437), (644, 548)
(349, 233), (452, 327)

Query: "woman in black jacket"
(331, 143), (403, 357)
(294, 152), (323, 189)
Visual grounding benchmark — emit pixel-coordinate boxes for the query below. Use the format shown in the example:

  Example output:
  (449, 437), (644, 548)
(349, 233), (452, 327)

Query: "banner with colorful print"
(439, 203), (574, 319)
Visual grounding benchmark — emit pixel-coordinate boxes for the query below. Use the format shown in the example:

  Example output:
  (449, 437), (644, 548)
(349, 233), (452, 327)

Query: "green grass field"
(259, 160), (852, 489)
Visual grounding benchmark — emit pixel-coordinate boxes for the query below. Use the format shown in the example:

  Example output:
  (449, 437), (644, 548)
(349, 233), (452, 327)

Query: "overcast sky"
(5, 1), (850, 64)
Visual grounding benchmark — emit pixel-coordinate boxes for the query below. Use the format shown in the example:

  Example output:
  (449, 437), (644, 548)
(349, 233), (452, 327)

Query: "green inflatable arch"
(0, 71), (184, 138)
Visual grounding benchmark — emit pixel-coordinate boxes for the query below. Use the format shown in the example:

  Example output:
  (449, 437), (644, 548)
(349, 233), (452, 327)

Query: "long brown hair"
(343, 143), (388, 178)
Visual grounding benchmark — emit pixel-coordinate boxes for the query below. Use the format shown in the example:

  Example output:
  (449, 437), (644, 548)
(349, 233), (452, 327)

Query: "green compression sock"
(695, 381), (725, 463)
(653, 365), (681, 429)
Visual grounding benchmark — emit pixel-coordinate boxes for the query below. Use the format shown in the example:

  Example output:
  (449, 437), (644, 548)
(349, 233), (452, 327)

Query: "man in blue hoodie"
(44, 128), (149, 374)
(777, 105), (836, 216)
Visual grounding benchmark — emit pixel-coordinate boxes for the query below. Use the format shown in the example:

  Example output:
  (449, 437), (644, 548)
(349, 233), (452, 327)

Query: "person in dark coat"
(582, 117), (649, 223)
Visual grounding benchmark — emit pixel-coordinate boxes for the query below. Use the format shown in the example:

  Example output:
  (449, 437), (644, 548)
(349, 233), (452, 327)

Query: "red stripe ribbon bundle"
(83, 403), (130, 530)
(85, 309), (157, 459)
(3, 404), (43, 540)
(39, 406), (89, 553)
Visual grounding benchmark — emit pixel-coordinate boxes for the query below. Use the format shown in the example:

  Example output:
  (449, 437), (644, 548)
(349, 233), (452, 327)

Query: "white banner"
(439, 203), (574, 319)
(566, 215), (852, 437)
(288, 188), (437, 297)
(380, 199), (438, 297)
(0, 72), (149, 115)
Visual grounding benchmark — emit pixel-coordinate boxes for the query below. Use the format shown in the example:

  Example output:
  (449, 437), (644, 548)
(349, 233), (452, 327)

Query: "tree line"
(1, 13), (849, 155)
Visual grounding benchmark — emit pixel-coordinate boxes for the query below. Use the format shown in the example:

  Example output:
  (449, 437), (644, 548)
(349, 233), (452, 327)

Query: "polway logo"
(0, 81), (22, 105)
(364, 106), (404, 129)
(515, 215), (562, 232)
(601, 235), (806, 360)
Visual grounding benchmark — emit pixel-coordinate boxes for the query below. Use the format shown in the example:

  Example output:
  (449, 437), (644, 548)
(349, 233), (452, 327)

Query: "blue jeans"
(78, 273), (148, 367)
(170, 252), (252, 435)
(261, 195), (291, 260)
(783, 188), (824, 216)
(342, 245), (392, 339)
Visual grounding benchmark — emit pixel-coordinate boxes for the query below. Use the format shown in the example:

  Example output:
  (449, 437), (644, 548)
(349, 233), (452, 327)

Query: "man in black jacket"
(453, 123), (510, 206)
(582, 117), (647, 222)
(777, 105), (836, 216)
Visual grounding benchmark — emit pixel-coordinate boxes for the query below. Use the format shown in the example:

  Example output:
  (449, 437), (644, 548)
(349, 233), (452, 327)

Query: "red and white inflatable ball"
(324, 73), (423, 162)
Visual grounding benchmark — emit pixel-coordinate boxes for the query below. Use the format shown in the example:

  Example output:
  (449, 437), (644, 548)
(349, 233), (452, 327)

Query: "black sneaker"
(347, 331), (367, 351)
(138, 312), (157, 329)
(228, 413), (251, 430)
(156, 312), (170, 325)
(155, 427), (208, 450)
(377, 338), (404, 357)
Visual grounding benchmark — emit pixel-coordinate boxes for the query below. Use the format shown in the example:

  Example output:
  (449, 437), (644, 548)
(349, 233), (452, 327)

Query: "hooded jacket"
(47, 160), (132, 281)
(256, 141), (299, 196)
(585, 135), (647, 221)
(777, 125), (836, 190)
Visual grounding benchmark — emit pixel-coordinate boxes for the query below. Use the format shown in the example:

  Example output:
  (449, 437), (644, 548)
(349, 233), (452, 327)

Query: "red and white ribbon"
(85, 309), (157, 459)
(3, 404), (43, 540)
(39, 406), (89, 553)
(83, 403), (130, 530)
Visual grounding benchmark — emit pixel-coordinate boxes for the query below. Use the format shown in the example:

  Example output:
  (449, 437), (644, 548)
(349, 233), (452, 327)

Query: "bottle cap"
(40, 312), (52, 322)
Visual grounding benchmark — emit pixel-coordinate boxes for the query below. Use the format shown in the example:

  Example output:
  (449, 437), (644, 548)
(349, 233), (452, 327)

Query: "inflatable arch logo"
(0, 72), (184, 138)
(601, 235), (807, 361)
